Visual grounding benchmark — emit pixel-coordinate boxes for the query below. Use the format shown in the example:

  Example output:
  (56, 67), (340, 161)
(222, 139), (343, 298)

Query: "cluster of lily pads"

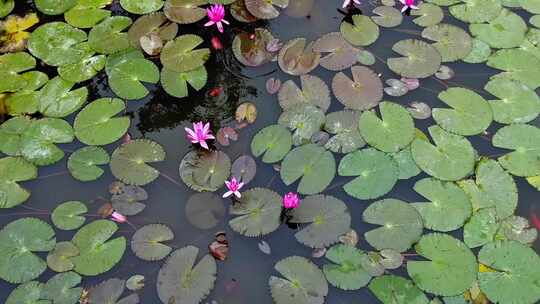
(0, 0), (540, 303)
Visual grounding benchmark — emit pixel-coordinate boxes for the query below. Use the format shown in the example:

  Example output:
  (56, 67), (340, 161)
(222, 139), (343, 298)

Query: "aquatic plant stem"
(160, 172), (184, 188)
(37, 171), (68, 179)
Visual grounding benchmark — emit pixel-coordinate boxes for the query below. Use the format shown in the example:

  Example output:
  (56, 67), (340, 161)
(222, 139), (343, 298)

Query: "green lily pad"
(74, 98), (130, 146)
(157, 245), (217, 304)
(4, 71), (48, 115)
(463, 38), (491, 63)
(492, 124), (540, 176)
(280, 144), (335, 195)
(340, 14), (380, 46)
(324, 110), (365, 154)
(131, 224), (174, 261)
(28, 22), (90, 66)
(421, 24), (473, 62)
(58, 55), (106, 83)
(432, 87), (492, 135)
(521, 0), (540, 13)
(0, 52), (36, 93)
(269, 256), (328, 304)
(387, 39), (442, 78)
(412, 3), (444, 27)
(107, 57), (159, 100)
(449, 0), (502, 23)
(0, 0), (14, 18)
(278, 104), (325, 146)
(5, 281), (45, 304)
(251, 124), (293, 163)
(120, 0), (163, 14)
(411, 126), (475, 181)
(0, 218), (56, 283)
(64, 0), (112, 28)
(164, 0), (207, 24)
(338, 148), (399, 199)
(372, 6), (403, 27)
(470, 9), (527, 49)
(88, 278), (139, 304)
(35, 0), (77, 15)
(38, 76), (88, 118)
(51, 201), (88, 230)
(412, 178), (472, 232)
(67, 146), (110, 182)
(111, 185), (148, 216)
(110, 139), (166, 186)
(484, 77), (540, 124)
(278, 74), (330, 112)
(160, 34), (210, 72)
(463, 208), (499, 248)
(290, 195), (351, 248)
(363, 199), (423, 252)
(71, 219), (126, 276)
(487, 49), (540, 89)
(323, 244), (372, 290)
(458, 159), (518, 218)
(359, 101), (415, 153)
(161, 66), (207, 98)
(179, 150), (231, 192)
(391, 146), (421, 179)
(47, 241), (79, 273)
(0, 157), (37, 208)
(228, 188), (282, 237)
(245, 0), (289, 19)
(478, 241), (540, 304)
(369, 275), (429, 304)
(496, 215), (538, 245)
(407, 233), (477, 296)
(42, 271), (82, 304)
(88, 16), (132, 54)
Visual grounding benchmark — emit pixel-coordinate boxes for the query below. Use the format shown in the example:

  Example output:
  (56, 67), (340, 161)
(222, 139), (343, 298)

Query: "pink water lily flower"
(205, 4), (230, 33)
(342, 0), (361, 7)
(283, 192), (300, 209)
(223, 177), (244, 199)
(400, 0), (419, 13)
(185, 121), (215, 150)
(110, 211), (127, 223)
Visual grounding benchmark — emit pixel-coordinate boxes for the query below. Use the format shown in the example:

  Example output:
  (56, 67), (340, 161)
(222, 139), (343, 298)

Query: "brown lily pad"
(278, 37), (320, 75)
(332, 66), (383, 110)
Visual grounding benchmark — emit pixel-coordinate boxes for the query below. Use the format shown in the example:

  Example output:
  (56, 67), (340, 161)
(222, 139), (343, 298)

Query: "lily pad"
(0, 217), (56, 283)
(391, 147), (421, 179)
(251, 124), (292, 163)
(323, 244), (372, 290)
(488, 49), (540, 89)
(290, 195), (351, 248)
(179, 150), (231, 192)
(51, 201), (88, 230)
(111, 185), (148, 216)
(278, 74), (330, 112)
(363, 199), (423, 252)
(412, 178), (472, 232)
(245, 0), (289, 19)
(484, 77), (540, 124)
(131, 224), (173, 261)
(463, 208), (499, 248)
(408, 233), (477, 296)
(492, 124), (540, 176)
(28, 22), (89, 66)
(110, 139), (165, 186)
(64, 0), (112, 28)
(449, 0), (502, 23)
(432, 87), (492, 135)
(0, 52), (36, 93)
(38, 76), (88, 118)
(469, 9), (526, 49)
(161, 66), (207, 98)
(5, 281), (44, 304)
(0, 157), (37, 208)
(229, 188), (282, 237)
(278, 104), (325, 145)
(478, 241), (540, 304)
(164, 0), (207, 24)
(71, 219), (126, 276)
(372, 6), (403, 27)
(338, 148), (399, 200)
(278, 38), (320, 75)
(232, 28), (276, 67)
(74, 98), (130, 146)
(412, 3), (444, 27)
(120, 0), (163, 14)
(332, 66), (383, 110)
(387, 39), (442, 78)
(340, 14), (380, 46)
(463, 38), (491, 63)
(269, 256), (328, 304)
(107, 56), (159, 100)
(313, 32), (360, 71)
(421, 24), (473, 62)
(58, 54), (106, 83)
(411, 126), (475, 181)
(160, 34), (210, 72)
(88, 278), (139, 304)
(359, 101), (415, 153)
(157, 245), (217, 304)
(280, 144), (335, 195)
(46, 241), (79, 273)
(67, 146), (110, 182)
(369, 275), (429, 304)
(35, 0), (77, 15)
(323, 110), (365, 153)
(231, 155), (257, 184)
(42, 271), (82, 304)
(185, 192), (225, 230)
(88, 16), (132, 54)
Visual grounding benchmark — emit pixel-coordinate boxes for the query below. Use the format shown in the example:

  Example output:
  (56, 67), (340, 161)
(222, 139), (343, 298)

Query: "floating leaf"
(391, 147), (421, 179)
(357, 49), (376, 65)
(496, 215), (538, 244)
(290, 195), (351, 248)
(338, 148), (399, 199)
(164, 0), (207, 24)
(0, 0), (14, 18)
(363, 199), (423, 252)
(332, 66), (383, 110)
(232, 28), (276, 67)
(407, 233), (477, 296)
(251, 124), (292, 163)
(372, 6), (403, 27)
(266, 77), (281, 94)
(58, 54), (106, 83)
(0, 157), (37, 208)
(89, 16), (132, 54)
(463, 208), (499, 248)
(387, 39), (442, 78)
(369, 275), (429, 304)
(469, 9), (526, 49)
(88, 278), (139, 304)
(4, 71), (48, 115)
(111, 185), (148, 216)
(449, 0), (502, 23)
(231, 155), (257, 184)
(359, 101), (415, 153)
(384, 78), (408, 96)
(35, 0), (77, 15)
(68, 146), (110, 182)
(340, 14), (380, 46)
(126, 275), (145, 291)
(269, 256), (328, 304)
(408, 102), (432, 119)
(28, 22), (89, 66)
(484, 77), (540, 124)
(463, 38), (491, 63)
(47, 241), (79, 273)
(278, 74), (330, 112)
(245, 0), (289, 19)
(421, 24), (472, 62)
(38, 76), (88, 118)
(323, 110), (365, 154)
(0, 217), (55, 283)
(160, 34), (210, 72)
(157, 246), (217, 304)
(179, 150), (231, 192)
(120, 0), (164, 14)
(128, 13), (177, 48)
(278, 38), (320, 75)
(64, 0), (112, 28)
(71, 219), (126, 276)
(42, 271), (83, 304)
(110, 139), (166, 186)
(280, 144), (335, 194)
(186, 192), (225, 230)
(411, 126), (475, 181)
(216, 126), (238, 146)
(0, 52), (36, 93)
(0, 13), (40, 53)
(107, 57), (159, 100)
(412, 178), (472, 232)
(51, 201), (88, 230)
(229, 188), (282, 237)
(236, 102), (258, 124)
(74, 98), (130, 146)
(313, 32), (360, 71)
(161, 66), (207, 98)
(492, 124), (540, 177)
(131, 224), (173, 261)
(5, 281), (44, 304)
(478, 241), (540, 304)
(412, 3), (444, 27)
(278, 104), (325, 145)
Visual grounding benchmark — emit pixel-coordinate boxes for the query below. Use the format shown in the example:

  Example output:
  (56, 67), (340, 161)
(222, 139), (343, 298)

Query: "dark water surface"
(1, 0), (539, 303)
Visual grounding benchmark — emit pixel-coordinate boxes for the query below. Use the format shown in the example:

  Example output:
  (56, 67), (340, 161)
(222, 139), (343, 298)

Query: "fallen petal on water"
(339, 229), (358, 246)
(258, 240), (271, 255)
(266, 77), (282, 95)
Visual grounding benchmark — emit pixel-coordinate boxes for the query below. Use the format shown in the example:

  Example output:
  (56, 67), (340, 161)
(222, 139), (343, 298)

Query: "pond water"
(1, 0), (540, 303)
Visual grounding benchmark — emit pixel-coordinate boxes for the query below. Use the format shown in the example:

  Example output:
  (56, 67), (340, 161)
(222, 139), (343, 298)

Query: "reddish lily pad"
(332, 66), (383, 110)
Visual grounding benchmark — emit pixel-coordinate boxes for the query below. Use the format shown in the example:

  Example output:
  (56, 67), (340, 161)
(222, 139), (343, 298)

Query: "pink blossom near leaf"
(110, 211), (127, 223)
(399, 0), (419, 13)
(223, 177), (244, 199)
(266, 77), (281, 95)
(400, 77), (419, 90)
(185, 121), (215, 150)
(205, 4), (230, 33)
(216, 127), (238, 146)
(283, 192), (300, 209)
